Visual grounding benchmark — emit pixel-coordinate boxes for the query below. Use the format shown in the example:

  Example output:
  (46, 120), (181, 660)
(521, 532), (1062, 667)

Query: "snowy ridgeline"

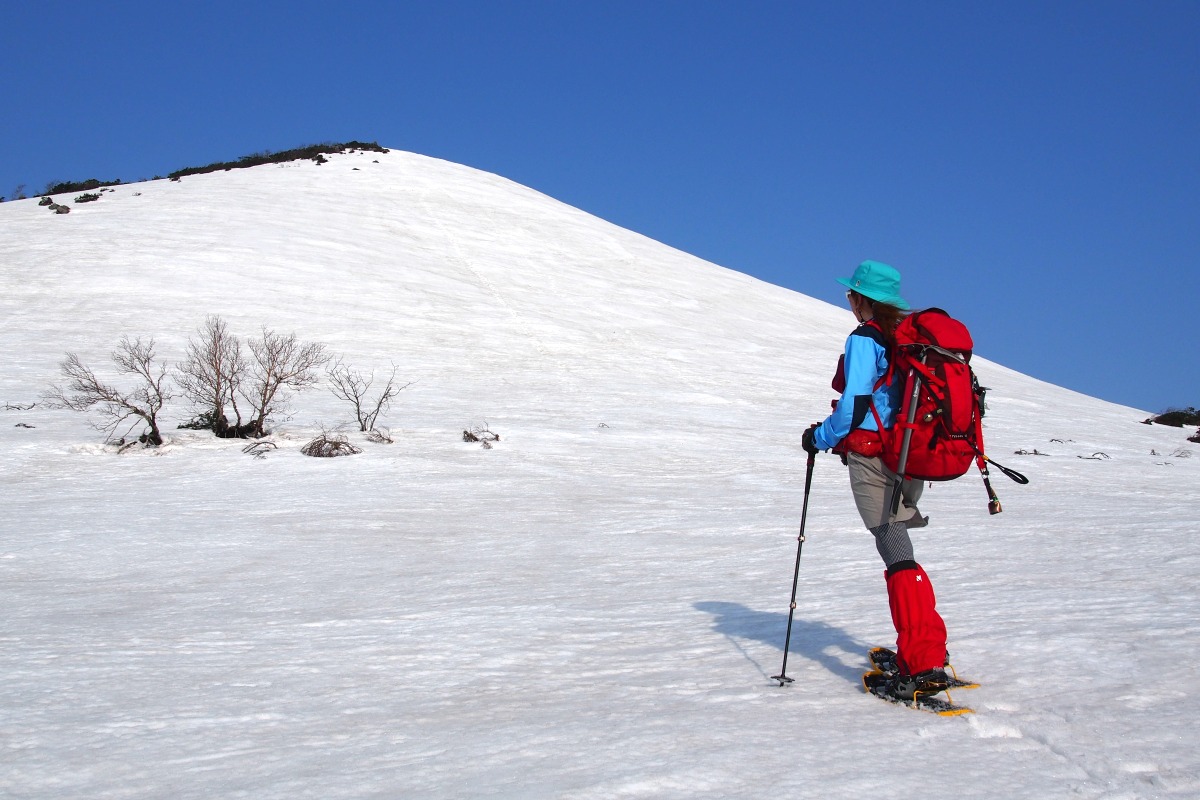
(1, 150), (1198, 798)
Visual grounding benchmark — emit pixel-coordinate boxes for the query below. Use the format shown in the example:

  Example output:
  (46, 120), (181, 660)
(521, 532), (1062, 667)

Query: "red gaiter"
(885, 564), (948, 676)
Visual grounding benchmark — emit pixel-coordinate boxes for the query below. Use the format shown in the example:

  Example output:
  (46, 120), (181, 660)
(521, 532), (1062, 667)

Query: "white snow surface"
(1, 149), (1197, 799)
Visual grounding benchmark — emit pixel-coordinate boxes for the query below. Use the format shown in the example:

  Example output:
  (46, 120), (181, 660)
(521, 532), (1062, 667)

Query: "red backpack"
(874, 308), (1027, 512)
(881, 309), (980, 480)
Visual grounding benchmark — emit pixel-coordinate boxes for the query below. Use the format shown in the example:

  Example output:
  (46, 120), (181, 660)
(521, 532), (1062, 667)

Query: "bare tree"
(177, 315), (250, 437)
(326, 357), (412, 432)
(46, 337), (174, 446)
(240, 328), (329, 438)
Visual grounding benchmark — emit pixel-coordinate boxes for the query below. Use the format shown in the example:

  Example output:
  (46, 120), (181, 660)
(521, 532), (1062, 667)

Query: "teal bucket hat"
(837, 260), (909, 309)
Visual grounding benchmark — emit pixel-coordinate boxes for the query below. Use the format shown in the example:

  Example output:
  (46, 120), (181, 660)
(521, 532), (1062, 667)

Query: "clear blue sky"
(3, 1), (1197, 413)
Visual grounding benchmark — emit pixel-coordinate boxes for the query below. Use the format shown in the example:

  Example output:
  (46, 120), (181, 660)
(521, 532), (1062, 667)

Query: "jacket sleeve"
(812, 333), (887, 450)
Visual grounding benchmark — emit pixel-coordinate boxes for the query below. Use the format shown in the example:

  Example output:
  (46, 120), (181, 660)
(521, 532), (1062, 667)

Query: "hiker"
(801, 260), (950, 699)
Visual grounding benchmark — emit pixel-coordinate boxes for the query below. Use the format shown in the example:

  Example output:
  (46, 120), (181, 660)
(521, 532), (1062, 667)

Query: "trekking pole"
(773, 452), (817, 686)
(888, 359), (925, 516)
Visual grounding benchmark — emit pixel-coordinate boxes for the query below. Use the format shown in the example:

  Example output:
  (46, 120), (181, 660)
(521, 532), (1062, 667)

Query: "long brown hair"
(870, 301), (909, 345)
(851, 291), (909, 346)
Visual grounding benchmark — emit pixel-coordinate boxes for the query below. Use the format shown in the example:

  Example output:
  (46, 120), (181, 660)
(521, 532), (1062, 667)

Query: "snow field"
(2, 150), (1197, 798)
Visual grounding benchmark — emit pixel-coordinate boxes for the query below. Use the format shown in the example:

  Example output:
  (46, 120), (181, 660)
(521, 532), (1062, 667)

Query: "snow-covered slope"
(1, 150), (1196, 798)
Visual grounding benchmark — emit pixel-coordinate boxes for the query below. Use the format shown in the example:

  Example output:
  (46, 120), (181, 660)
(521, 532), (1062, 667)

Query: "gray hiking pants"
(846, 452), (926, 567)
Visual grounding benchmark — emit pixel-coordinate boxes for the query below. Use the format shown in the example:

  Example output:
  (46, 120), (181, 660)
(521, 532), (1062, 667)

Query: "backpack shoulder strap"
(832, 320), (888, 395)
(849, 319), (887, 348)
(850, 319), (893, 391)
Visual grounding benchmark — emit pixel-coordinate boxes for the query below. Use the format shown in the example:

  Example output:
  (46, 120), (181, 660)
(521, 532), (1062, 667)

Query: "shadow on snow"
(694, 601), (869, 686)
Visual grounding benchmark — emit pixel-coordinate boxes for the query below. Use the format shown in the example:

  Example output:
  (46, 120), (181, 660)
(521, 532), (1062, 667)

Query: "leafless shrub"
(326, 357), (412, 432)
(1014, 449), (1049, 456)
(463, 423), (500, 449)
(241, 328), (329, 438)
(45, 337), (174, 446)
(301, 430), (362, 457)
(242, 441), (277, 459)
(4, 402), (37, 411)
(366, 427), (394, 444)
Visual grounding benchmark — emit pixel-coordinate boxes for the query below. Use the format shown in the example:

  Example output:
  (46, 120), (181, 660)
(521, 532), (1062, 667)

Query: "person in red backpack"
(801, 260), (951, 700)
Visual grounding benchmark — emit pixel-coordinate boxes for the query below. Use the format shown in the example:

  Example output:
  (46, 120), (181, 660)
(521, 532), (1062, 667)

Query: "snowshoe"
(862, 669), (972, 716)
(868, 646), (979, 690)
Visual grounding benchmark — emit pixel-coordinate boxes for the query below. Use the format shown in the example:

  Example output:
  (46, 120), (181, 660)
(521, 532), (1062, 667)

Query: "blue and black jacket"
(812, 322), (902, 452)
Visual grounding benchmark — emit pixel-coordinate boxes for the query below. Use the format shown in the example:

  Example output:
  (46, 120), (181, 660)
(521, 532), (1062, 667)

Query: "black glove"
(802, 424), (820, 455)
